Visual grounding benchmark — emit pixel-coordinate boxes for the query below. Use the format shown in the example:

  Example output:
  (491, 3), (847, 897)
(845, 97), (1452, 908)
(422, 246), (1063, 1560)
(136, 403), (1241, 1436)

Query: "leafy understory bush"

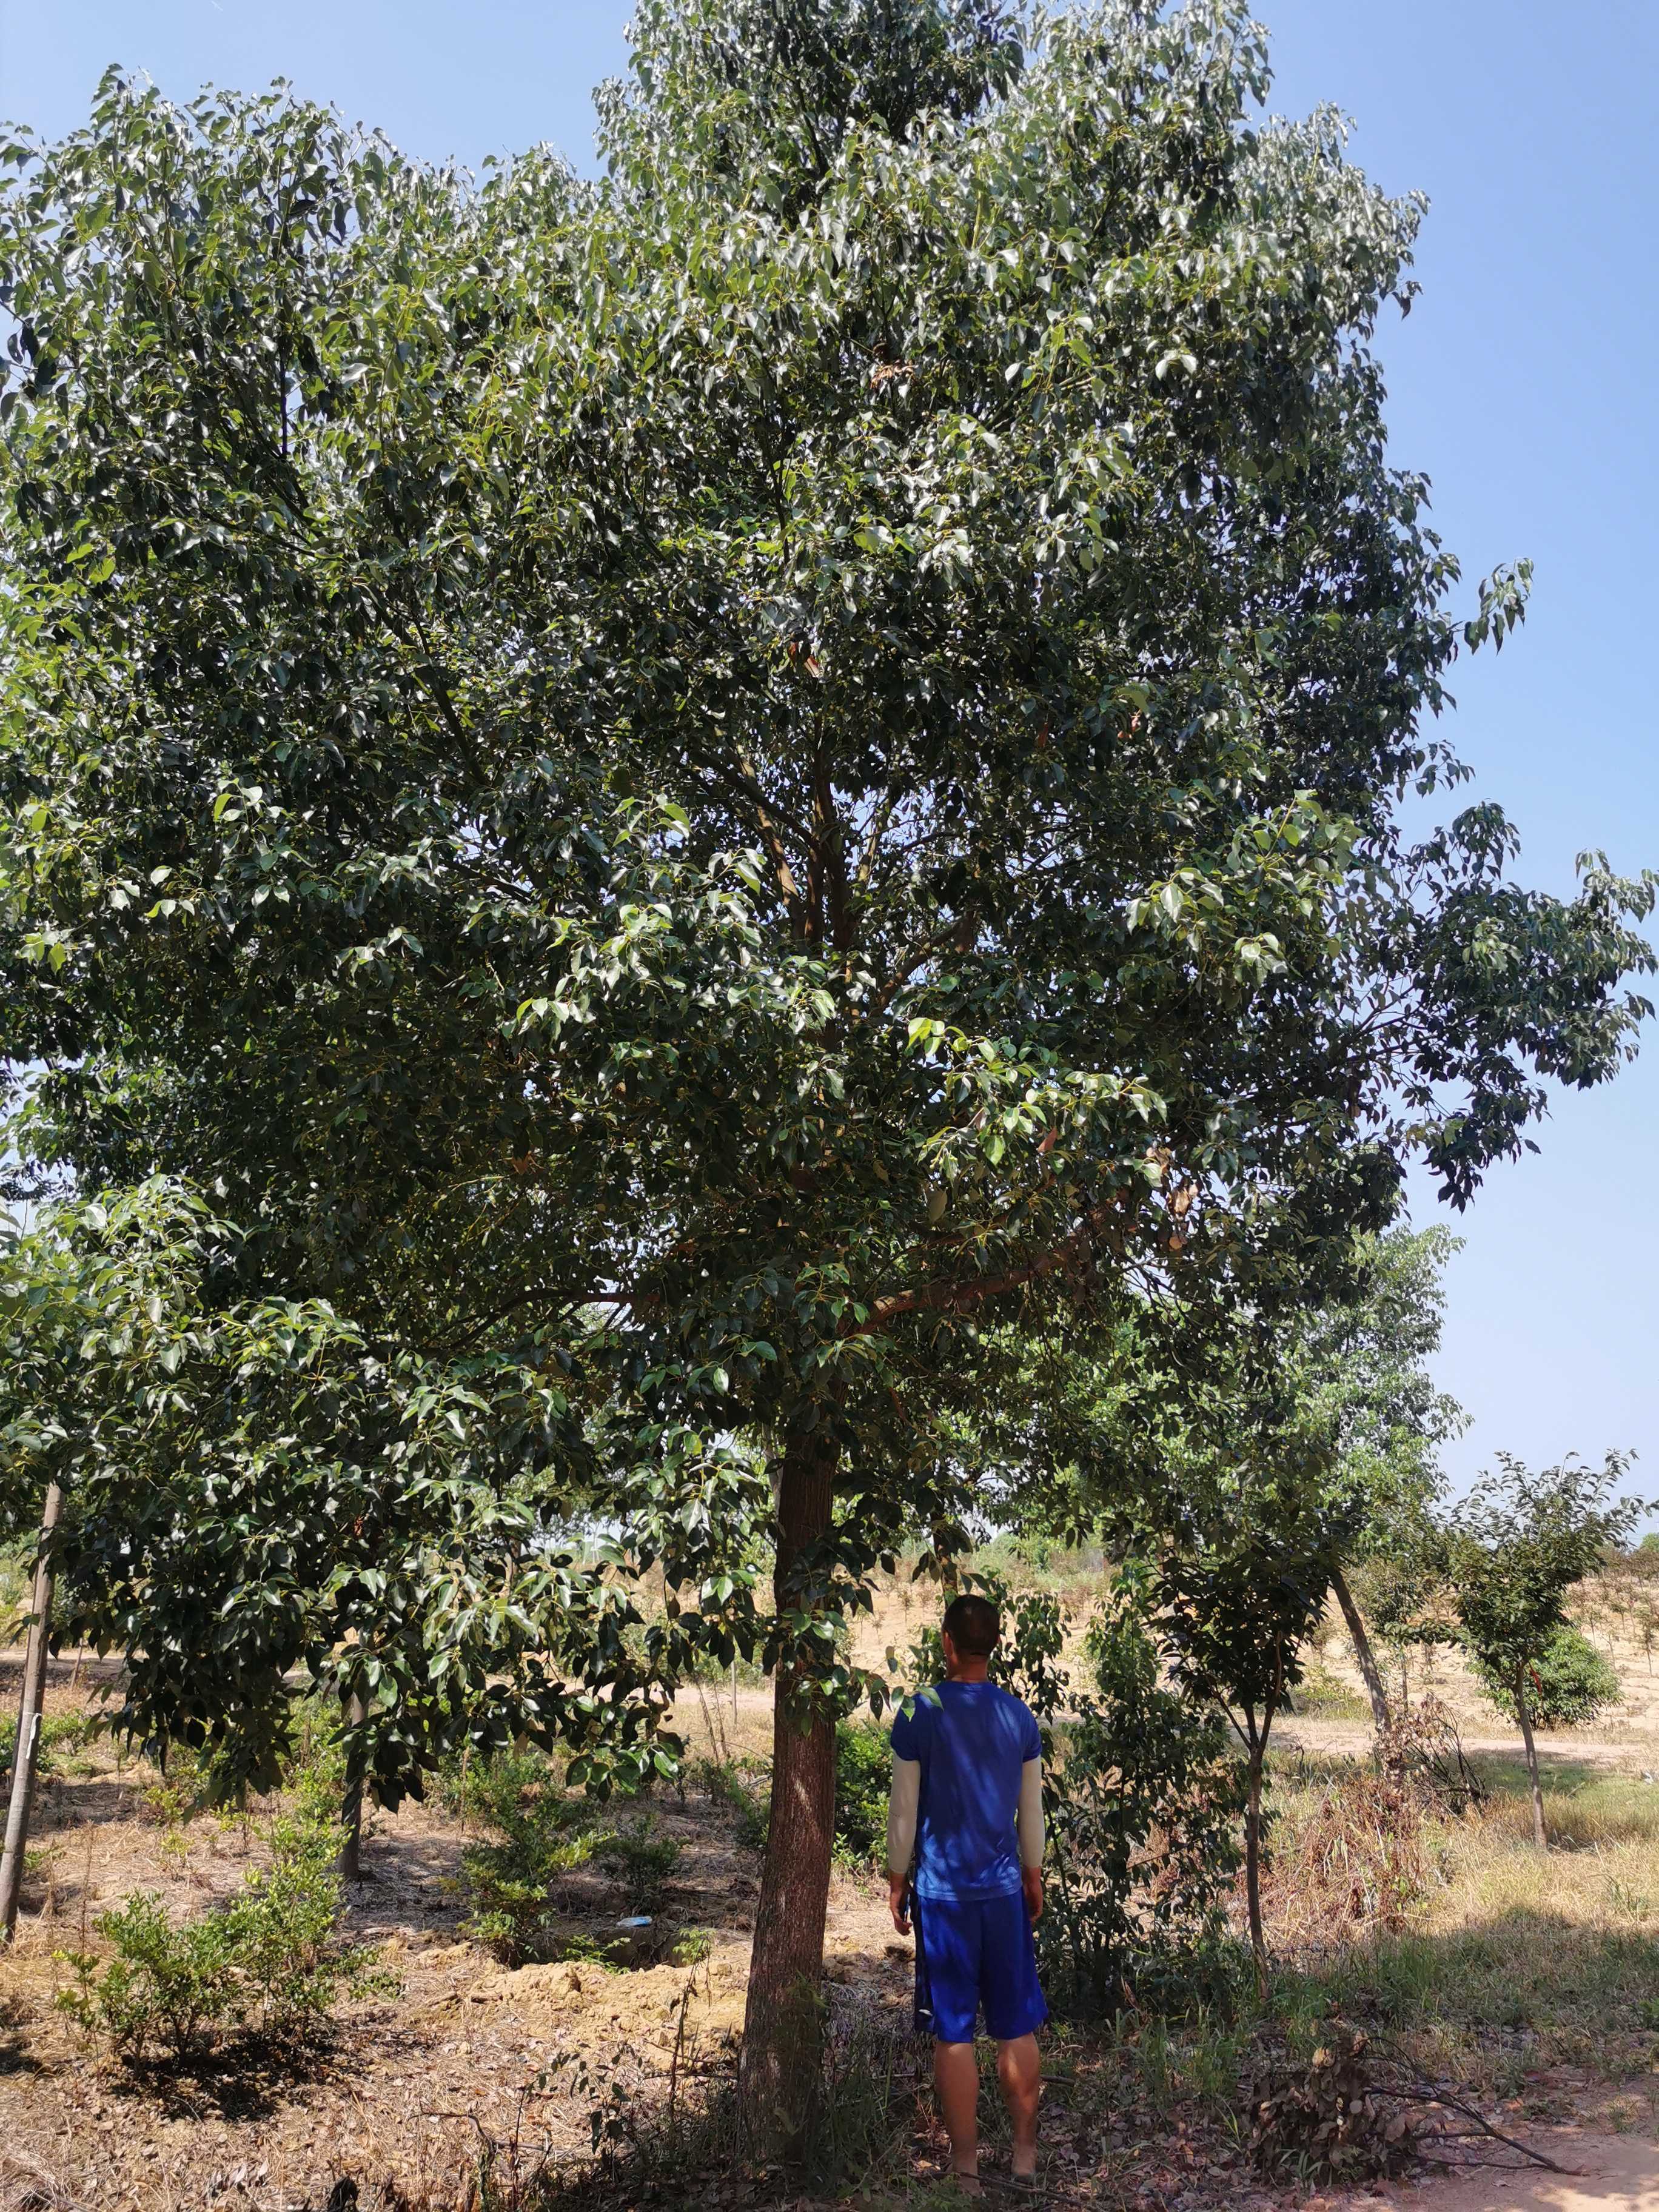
(693, 1756), (770, 1852)
(983, 1577), (1247, 2017)
(598, 1816), (683, 1915)
(832, 1722), (891, 1870)
(1472, 1625), (1620, 1729)
(454, 1748), (612, 1963)
(57, 1809), (386, 2060)
(438, 1741), (559, 1829)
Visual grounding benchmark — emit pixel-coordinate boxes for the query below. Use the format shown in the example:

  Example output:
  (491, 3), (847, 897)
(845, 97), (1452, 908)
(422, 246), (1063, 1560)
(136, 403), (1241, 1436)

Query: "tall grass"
(1267, 1748), (1659, 2086)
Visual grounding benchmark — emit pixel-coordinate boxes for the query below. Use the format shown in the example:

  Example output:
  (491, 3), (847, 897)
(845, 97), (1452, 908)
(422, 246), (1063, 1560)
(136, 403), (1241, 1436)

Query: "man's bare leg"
(934, 2040), (983, 2191)
(997, 2033), (1041, 2180)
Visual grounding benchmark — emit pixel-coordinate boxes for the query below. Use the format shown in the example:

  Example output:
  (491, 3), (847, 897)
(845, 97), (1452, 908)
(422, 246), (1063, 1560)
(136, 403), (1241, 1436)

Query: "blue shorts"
(912, 1887), (1047, 2045)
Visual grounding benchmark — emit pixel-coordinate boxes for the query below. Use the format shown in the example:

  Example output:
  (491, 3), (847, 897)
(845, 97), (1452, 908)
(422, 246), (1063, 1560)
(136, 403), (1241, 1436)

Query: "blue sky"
(4, 3), (1655, 1501)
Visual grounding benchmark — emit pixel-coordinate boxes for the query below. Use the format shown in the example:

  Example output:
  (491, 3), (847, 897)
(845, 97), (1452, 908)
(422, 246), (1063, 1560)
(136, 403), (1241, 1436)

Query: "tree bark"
(1330, 1564), (1390, 1735)
(1, 1483), (64, 1944)
(338, 1689), (369, 1881)
(739, 1422), (839, 2162)
(1514, 1666), (1547, 1849)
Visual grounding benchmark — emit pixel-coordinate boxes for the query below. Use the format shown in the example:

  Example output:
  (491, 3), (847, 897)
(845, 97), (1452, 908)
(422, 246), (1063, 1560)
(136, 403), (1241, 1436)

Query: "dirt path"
(1277, 1717), (1659, 1773)
(1339, 2121), (1659, 2212)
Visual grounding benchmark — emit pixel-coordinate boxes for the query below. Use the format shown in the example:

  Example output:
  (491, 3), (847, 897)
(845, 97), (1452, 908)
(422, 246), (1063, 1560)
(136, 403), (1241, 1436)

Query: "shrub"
(136, 1740), (235, 1829)
(1472, 1624), (1620, 1729)
(985, 1577), (1246, 2016)
(220, 1809), (386, 2034)
(1, 1709), (97, 1785)
(598, 1815), (683, 1914)
(59, 1892), (233, 2059)
(438, 1741), (558, 1829)
(833, 1721), (891, 1870)
(693, 1755), (770, 1851)
(56, 1801), (383, 2060)
(455, 1751), (609, 1963)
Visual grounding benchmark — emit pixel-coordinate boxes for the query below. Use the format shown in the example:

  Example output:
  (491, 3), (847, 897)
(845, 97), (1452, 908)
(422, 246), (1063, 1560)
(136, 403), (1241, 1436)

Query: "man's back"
(890, 1679), (1041, 1900)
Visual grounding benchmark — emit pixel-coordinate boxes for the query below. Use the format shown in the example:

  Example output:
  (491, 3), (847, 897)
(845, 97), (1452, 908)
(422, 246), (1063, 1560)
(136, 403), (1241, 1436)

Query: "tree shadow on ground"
(0, 1997), (42, 2079)
(96, 2013), (437, 2125)
(30, 1774), (143, 1832)
(339, 1820), (472, 1936)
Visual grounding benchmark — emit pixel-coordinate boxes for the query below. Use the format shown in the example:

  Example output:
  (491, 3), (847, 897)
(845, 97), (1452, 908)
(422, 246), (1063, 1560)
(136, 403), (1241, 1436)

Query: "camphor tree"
(2, 0), (1657, 2148)
(1444, 1452), (1642, 1848)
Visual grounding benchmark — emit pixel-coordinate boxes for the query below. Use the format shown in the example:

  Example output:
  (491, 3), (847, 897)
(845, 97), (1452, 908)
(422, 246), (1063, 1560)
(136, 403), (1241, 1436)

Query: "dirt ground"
(7, 1579), (1659, 2211)
(1336, 2112), (1659, 2212)
(0, 1658), (918, 2212)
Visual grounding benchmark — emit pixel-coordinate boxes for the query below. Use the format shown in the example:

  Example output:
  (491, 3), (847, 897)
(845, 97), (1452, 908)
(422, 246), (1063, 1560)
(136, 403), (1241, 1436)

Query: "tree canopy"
(2, 0), (1655, 2144)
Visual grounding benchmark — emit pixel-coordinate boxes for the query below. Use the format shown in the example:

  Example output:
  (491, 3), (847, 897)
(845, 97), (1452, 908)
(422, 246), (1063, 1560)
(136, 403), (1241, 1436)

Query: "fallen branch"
(1385, 2080), (1577, 2176)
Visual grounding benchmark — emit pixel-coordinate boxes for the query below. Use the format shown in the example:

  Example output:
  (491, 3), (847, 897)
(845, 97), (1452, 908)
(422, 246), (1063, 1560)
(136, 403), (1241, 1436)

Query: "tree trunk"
(1242, 1712), (1268, 2000)
(338, 1689), (369, 1881)
(739, 1423), (839, 2162)
(1330, 1564), (1390, 1734)
(1, 1483), (64, 1944)
(1514, 1666), (1547, 1849)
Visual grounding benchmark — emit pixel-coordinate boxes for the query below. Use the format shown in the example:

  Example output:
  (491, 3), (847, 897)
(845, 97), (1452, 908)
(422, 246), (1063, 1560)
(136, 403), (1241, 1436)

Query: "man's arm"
(887, 1755), (920, 1934)
(1017, 1756), (1044, 1922)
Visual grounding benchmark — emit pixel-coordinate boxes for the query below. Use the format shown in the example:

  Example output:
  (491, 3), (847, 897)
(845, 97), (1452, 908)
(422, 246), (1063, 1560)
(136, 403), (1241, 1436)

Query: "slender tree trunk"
(338, 1689), (369, 1881)
(1330, 1564), (1390, 1734)
(1242, 1710), (1269, 2000)
(1, 1483), (64, 1943)
(1514, 1666), (1547, 1849)
(739, 1422), (839, 2161)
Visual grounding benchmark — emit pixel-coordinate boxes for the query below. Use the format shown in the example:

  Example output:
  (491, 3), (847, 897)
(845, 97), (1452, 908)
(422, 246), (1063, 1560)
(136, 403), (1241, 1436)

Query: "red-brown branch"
(851, 1206), (1110, 1334)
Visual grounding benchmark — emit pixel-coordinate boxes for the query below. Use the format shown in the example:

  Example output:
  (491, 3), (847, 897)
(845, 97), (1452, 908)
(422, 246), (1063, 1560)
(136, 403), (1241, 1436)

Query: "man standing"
(888, 1593), (1047, 2196)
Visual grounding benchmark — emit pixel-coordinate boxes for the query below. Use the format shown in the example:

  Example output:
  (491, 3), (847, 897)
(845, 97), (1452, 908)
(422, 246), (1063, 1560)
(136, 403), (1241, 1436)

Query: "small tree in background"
(1296, 1227), (1467, 1731)
(1445, 1453), (1641, 1846)
(1347, 1535), (1458, 1711)
(1154, 1490), (1334, 1996)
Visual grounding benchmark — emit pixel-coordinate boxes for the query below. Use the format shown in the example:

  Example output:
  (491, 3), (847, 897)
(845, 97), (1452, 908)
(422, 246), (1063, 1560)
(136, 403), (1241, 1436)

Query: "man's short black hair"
(942, 1593), (1001, 1658)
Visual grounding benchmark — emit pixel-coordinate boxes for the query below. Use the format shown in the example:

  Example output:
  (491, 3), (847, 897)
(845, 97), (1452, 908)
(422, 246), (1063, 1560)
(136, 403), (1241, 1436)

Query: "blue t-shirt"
(890, 1680), (1041, 1902)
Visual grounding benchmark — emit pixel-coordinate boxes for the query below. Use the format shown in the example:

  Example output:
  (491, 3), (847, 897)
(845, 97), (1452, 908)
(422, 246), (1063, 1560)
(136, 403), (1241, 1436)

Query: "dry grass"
(1267, 1747), (1659, 2094)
